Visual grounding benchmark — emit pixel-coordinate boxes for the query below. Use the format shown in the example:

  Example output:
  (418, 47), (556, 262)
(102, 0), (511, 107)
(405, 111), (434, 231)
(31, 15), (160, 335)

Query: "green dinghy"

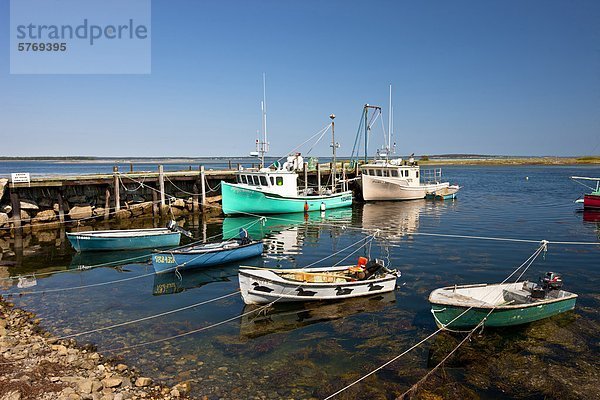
(429, 273), (577, 329)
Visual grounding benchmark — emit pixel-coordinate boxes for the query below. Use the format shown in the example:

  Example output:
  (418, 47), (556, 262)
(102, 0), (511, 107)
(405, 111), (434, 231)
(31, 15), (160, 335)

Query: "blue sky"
(1, 0), (599, 157)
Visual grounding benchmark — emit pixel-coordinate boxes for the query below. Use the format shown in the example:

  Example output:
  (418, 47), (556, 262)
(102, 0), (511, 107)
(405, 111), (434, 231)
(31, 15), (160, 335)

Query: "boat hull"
(67, 229), (181, 252)
(152, 241), (264, 273)
(361, 175), (449, 201)
(584, 193), (600, 210)
(239, 265), (398, 304)
(430, 297), (577, 328)
(221, 182), (353, 215)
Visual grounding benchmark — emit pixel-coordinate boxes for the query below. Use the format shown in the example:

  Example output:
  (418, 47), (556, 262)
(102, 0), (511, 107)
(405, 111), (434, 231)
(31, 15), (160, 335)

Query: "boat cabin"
(360, 159), (421, 185)
(235, 169), (299, 197)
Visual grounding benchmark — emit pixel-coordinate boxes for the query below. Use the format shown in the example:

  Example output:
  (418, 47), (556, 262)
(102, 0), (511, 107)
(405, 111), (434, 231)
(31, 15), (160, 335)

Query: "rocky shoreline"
(0, 297), (190, 400)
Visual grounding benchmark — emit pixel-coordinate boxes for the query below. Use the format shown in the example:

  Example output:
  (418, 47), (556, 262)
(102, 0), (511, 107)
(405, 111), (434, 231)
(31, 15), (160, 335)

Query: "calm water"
(2, 165), (600, 400)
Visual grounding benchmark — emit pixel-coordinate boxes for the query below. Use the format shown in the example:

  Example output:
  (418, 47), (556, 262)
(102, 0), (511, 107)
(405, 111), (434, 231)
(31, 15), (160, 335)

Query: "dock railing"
(421, 168), (443, 184)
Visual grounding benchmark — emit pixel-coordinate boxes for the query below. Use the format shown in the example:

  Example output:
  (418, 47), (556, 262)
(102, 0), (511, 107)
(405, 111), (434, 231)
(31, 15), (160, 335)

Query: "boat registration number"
(341, 195), (352, 202)
(154, 255), (175, 264)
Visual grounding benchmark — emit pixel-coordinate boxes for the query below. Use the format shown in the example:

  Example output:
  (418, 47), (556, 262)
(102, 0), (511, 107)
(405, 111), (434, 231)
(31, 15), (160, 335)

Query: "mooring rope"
(323, 241), (548, 399)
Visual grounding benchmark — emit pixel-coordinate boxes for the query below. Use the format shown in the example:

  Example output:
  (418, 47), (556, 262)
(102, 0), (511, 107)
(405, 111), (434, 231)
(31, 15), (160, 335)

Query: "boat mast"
(330, 113), (338, 193)
(388, 84), (392, 160)
(258, 73), (269, 168)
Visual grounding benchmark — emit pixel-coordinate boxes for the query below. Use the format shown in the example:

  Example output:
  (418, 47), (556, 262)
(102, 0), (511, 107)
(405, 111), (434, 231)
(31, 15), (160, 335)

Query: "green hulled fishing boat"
(429, 273), (577, 329)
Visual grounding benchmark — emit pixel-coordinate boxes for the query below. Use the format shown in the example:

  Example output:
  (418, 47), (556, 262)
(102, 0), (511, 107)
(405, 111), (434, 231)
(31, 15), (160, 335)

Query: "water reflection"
(360, 200), (426, 239)
(152, 262), (248, 296)
(69, 249), (153, 270)
(222, 208), (353, 258)
(239, 291), (396, 339)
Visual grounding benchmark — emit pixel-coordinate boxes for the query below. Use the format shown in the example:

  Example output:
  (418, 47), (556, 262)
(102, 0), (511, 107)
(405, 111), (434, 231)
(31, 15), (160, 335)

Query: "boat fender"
(304, 202), (309, 212)
(239, 228), (251, 245)
(320, 202), (326, 211)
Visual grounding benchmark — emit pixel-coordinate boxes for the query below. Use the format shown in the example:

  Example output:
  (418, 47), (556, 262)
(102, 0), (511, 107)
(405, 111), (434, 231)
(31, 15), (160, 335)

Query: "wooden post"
(113, 166), (120, 212)
(303, 162), (308, 192)
(228, 160), (232, 170)
(129, 163), (133, 173)
(193, 182), (200, 212)
(10, 192), (21, 231)
(317, 163), (321, 194)
(237, 163), (241, 170)
(158, 165), (165, 206)
(104, 187), (111, 220)
(200, 165), (206, 210)
(152, 188), (158, 218)
(342, 164), (347, 192)
(57, 192), (65, 223)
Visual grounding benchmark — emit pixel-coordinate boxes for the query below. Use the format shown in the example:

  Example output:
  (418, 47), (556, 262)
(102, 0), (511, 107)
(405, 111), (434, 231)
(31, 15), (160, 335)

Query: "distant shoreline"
(0, 156), (598, 166)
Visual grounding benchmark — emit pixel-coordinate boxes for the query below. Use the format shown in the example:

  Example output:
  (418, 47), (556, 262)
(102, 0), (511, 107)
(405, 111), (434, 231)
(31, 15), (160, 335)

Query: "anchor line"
(323, 241), (548, 399)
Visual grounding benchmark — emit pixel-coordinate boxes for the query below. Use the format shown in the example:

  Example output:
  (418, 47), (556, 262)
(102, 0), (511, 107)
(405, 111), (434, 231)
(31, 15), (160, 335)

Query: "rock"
(115, 209), (132, 220)
(2, 390), (21, 400)
(101, 377), (123, 388)
(19, 200), (39, 211)
(32, 209), (57, 223)
(0, 178), (7, 201)
(171, 199), (186, 208)
(116, 364), (128, 373)
(172, 381), (191, 395)
(20, 210), (30, 222)
(134, 377), (152, 387)
(0, 213), (8, 227)
(77, 379), (96, 394)
(34, 230), (56, 243)
(69, 206), (93, 220)
(170, 388), (180, 397)
(51, 344), (68, 355)
(93, 207), (105, 217)
(1, 205), (12, 214)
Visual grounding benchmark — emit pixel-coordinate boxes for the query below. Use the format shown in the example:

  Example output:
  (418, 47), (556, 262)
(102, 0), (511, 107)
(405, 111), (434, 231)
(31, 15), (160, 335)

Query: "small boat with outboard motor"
(429, 272), (577, 329)
(238, 257), (400, 305)
(152, 229), (264, 274)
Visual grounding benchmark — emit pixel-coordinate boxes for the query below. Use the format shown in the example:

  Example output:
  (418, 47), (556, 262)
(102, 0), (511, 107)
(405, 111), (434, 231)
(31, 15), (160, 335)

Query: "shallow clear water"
(2, 165), (600, 399)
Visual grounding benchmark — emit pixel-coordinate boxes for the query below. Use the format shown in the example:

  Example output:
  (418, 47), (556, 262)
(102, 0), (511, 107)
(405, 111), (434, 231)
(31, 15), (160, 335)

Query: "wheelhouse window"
(375, 169), (382, 176)
(276, 177), (283, 186)
(416, 171), (419, 178)
(260, 176), (268, 186)
(391, 170), (399, 177)
(252, 175), (259, 185)
(270, 177), (275, 185)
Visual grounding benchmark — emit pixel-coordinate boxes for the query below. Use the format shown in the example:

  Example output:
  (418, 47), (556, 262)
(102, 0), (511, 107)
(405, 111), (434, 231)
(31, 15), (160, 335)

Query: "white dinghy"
(238, 258), (400, 305)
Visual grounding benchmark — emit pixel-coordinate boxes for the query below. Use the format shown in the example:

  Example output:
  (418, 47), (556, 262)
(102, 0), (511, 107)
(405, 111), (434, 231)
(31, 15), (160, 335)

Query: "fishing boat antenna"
(255, 73), (269, 168)
(330, 113), (339, 192)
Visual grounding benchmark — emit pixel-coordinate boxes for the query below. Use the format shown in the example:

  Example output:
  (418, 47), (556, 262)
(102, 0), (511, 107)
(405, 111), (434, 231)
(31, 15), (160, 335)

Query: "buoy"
(320, 202), (326, 211)
(304, 202), (309, 212)
(525, 177), (529, 180)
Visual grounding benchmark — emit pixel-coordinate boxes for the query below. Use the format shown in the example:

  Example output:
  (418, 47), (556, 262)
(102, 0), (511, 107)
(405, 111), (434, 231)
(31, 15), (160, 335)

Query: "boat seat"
(502, 288), (533, 304)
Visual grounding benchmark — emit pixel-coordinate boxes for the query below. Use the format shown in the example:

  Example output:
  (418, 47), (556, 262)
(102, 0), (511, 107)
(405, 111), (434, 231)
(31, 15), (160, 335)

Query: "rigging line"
(164, 174), (196, 196)
(104, 302), (272, 353)
(570, 178), (597, 192)
(398, 313), (490, 400)
(323, 242), (546, 399)
(398, 246), (548, 399)
(106, 232), (380, 353)
(269, 123), (332, 167)
(2, 270), (157, 296)
(0, 196), (168, 231)
(2, 217), (266, 282)
(204, 175), (221, 192)
(57, 291), (240, 340)
(306, 125), (332, 156)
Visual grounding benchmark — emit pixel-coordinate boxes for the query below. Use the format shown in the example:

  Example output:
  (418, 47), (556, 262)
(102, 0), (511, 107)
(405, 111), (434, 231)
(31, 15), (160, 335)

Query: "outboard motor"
(541, 272), (563, 291)
(239, 228), (251, 245)
(166, 220), (193, 238)
(363, 259), (385, 279)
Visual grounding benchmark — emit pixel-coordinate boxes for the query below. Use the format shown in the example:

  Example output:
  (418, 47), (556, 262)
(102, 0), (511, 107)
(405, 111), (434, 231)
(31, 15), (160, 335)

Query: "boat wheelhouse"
(571, 176), (600, 210)
(360, 158), (451, 201)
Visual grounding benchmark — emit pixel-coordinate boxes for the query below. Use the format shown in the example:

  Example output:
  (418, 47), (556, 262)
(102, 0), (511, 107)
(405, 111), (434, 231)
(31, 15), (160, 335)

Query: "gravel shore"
(0, 296), (190, 400)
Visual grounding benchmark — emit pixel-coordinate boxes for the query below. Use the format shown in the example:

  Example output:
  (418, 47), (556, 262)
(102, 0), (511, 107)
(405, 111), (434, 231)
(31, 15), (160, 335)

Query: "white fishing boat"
(353, 87), (456, 201)
(238, 258), (400, 305)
